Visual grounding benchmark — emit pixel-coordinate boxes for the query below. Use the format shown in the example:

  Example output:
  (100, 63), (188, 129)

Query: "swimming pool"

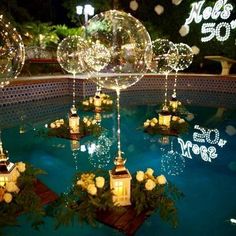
(2, 91), (236, 236)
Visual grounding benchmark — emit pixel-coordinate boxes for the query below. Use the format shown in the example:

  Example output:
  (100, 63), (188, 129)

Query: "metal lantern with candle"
(169, 94), (178, 112)
(69, 106), (80, 134)
(109, 152), (132, 206)
(158, 105), (172, 129)
(0, 140), (18, 187)
(94, 94), (102, 113)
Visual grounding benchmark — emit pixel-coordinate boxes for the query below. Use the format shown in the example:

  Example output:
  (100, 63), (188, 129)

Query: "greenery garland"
(132, 168), (184, 228)
(47, 168), (183, 229)
(0, 163), (46, 233)
(39, 117), (103, 140)
(47, 170), (114, 227)
(143, 117), (189, 136)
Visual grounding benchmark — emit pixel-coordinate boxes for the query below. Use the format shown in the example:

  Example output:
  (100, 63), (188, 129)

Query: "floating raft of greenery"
(143, 119), (189, 136)
(40, 118), (102, 141)
(48, 169), (183, 234)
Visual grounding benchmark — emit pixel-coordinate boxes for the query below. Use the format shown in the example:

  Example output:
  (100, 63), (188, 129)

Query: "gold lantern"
(69, 106), (80, 134)
(158, 105), (171, 129)
(169, 94), (178, 111)
(109, 153), (132, 206)
(0, 141), (18, 187)
(94, 95), (102, 113)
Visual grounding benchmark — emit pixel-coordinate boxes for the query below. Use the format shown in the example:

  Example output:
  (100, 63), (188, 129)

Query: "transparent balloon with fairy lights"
(149, 39), (178, 108)
(149, 39), (178, 75)
(57, 35), (88, 75)
(0, 15), (25, 88)
(85, 10), (152, 90)
(173, 43), (193, 72)
(84, 10), (152, 165)
(57, 35), (88, 108)
(171, 43), (193, 98)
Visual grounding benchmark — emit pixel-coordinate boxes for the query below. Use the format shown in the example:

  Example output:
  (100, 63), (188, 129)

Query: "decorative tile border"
(0, 74), (235, 108)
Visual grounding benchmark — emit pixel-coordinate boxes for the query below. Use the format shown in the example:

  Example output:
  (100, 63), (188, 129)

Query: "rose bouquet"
(132, 168), (184, 227)
(48, 171), (114, 227)
(0, 162), (46, 232)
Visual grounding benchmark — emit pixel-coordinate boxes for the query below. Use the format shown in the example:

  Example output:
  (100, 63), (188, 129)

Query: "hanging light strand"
(173, 71), (178, 96)
(72, 73), (76, 107)
(116, 89), (122, 158)
(164, 74), (168, 106)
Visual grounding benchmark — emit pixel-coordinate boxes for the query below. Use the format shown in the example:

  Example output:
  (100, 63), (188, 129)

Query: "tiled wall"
(0, 74), (235, 108)
(0, 74), (235, 129)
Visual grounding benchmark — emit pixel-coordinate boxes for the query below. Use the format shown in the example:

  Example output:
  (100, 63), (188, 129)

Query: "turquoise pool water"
(1, 94), (236, 236)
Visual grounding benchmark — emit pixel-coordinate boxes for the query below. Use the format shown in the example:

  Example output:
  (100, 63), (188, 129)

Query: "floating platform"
(96, 206), (150, 236)
(34, 179), (58, 205)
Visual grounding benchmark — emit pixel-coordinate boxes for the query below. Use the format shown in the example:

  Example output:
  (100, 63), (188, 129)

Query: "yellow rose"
(0, 188), (6, 202)
(143, 122), (150, 128)
(156, 175), (167, 185)
(150, 122), (156, 127)
(12, 170), (20, 181)
(136, 171), (145, 182)
(110, 100), (113, 105)
(178, 118), (185, 124)
(86, 121), (91, 127)
(83, 117), (88, 123)
(17, 162), (26, 173)
(145, 179), (156, 191)
(172, 116), (178, 121)
(95, 177), (105, 188)
(50, 122), (56, 129)
(92, 120), (97, 125)
(77, 180), (84, 186)
(178, 101), (182, 105)
(3, 192), (12, 203)
(152, 118), (158, 124)
(59, 119), (64, 124)
(5, 182), (20, 193)
(87, 184), (97, 195)
(146, 168), (154, 176)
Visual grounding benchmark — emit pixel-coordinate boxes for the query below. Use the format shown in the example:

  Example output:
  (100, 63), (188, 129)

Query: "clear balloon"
(0, 15), (25, 88)
(149, 39), (178, 74)
(57, 36), (88, 75)
(172, 43), (193, 71)
(84, 40), (111, 72)
(86, 10), (152, 90)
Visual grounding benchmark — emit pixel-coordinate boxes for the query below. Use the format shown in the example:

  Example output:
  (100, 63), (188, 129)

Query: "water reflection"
(161, 137), (185, 176)
(79, 131), (114, 169)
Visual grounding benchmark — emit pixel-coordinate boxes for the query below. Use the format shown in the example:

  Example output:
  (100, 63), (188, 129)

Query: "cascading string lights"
(72, 73), (76, 107)
(116, 89), (122, 158)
